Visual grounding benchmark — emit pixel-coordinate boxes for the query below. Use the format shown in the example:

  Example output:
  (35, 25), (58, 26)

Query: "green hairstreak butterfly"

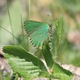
(24, 20), (52, 49)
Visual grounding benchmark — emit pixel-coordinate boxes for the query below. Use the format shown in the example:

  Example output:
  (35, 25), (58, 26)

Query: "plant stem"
(0, 24), (1, 44)
(25, 0), (31, 50)
(20, 14), (25, 44)
(6, 0), (14, 44)
(19, 1), (25, 47)
(28, 0), (31, 19)
(0, 26), (17, 41)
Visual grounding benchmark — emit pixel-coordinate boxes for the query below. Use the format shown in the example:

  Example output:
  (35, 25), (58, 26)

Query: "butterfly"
(24, 20), (52, 49)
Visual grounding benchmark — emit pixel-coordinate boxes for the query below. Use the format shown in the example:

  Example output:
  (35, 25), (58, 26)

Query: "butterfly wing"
(24, 20), (49, 48)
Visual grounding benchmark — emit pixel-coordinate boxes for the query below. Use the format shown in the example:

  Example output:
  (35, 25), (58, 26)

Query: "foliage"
(52, 63), (73, 80)
(2, 18), (73, 80)
(0, 0), (80, 66)
(48, 18), (67, 62)
(0, 0), (80, 79)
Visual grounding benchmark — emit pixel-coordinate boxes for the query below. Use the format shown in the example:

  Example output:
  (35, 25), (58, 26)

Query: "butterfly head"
(49, 23), (53, 28)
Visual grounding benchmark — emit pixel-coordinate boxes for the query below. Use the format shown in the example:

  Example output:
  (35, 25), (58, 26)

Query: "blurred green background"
(0, 0), (80, 66)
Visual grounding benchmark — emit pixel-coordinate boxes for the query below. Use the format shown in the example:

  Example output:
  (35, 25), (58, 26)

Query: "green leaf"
(39, 71), (50, 78)
(7, 57), (41, 80)
(51, 18), (66, 61)
(24, 20), (49, 48)
(42, 42), (54, 68)
(3, 46), (47, 71)
(52, 63), (73, 80)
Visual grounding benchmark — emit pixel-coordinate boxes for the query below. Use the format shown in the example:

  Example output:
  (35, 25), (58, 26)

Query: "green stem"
(20, 12), (29, 50)
(25, 0), (31, 51)
(6, 0), (14, 44)
(0, 25), (1, 44)
(0, 26), (17, 41)
(28, 0), (31, 19)
(20, 14), (25, 44)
